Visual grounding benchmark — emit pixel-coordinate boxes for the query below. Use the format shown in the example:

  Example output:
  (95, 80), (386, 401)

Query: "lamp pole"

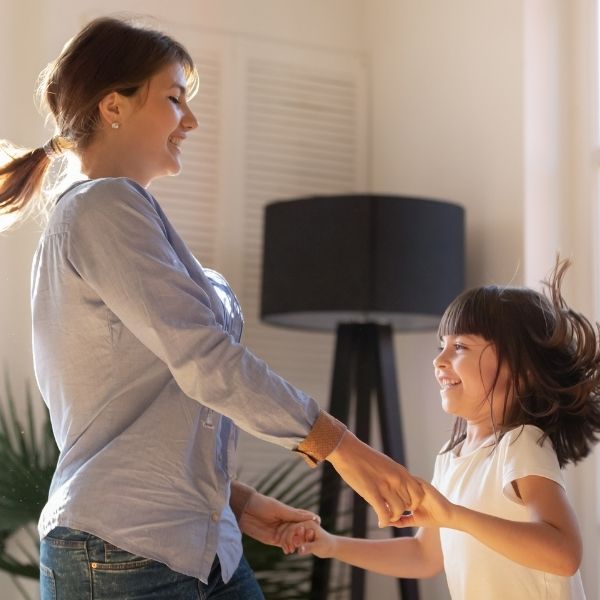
(309, 322), (419, 600)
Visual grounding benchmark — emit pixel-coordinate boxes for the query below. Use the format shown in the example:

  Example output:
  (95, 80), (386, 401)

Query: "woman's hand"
(238, 491), (320, 553)
(390, 478), (454, 529)
(326, 431), (424, 527)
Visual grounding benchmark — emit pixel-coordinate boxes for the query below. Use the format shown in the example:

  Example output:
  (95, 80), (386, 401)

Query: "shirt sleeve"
(500, 425), (564, 504)
(295, 411), (347, 466)
(64, 179), (325, 451)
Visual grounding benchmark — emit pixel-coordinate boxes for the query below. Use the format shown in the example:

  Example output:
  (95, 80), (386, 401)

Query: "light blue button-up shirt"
(32, 177), (320, 582)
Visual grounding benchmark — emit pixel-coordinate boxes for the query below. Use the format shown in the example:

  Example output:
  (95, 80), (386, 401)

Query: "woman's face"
(109, 62), (198, 186)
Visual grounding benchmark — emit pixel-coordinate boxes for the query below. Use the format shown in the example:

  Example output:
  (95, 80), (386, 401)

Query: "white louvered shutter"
(235, 41), (367, 479)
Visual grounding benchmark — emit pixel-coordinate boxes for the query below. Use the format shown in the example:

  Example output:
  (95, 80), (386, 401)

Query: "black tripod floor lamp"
(260, 195), (465, 600)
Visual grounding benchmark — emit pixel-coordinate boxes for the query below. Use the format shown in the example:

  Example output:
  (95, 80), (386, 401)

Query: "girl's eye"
(454, 343), (467, 351)
(168, 96), (181, 105)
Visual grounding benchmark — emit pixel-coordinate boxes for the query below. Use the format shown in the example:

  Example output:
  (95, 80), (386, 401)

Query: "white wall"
(39, 0), (365, 56)
(367, 0), (524, 286)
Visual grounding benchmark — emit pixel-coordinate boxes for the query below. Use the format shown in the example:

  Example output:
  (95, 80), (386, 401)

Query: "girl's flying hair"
(438, 259), (600, 467)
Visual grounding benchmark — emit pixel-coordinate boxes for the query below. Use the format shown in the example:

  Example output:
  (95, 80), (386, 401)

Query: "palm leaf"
(0, 376), (58, 588)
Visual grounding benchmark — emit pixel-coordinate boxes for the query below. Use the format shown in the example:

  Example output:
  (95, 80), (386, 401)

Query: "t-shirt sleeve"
(500, 425), (564, 504)
(431, 445), (448, 488)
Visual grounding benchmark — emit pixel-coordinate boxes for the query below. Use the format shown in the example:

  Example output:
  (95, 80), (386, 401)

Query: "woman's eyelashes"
(168, 96), (181, 105)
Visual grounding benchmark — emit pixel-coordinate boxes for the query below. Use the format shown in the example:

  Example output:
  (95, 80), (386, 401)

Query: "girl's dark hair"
(438, 259), (600, 467)
(0, 16), (198, 226)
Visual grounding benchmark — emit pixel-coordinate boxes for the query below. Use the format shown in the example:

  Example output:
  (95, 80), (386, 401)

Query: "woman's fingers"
(373, 477), (424, 526)
(326, 431), (425, 527)
(389, 513), (417, 528)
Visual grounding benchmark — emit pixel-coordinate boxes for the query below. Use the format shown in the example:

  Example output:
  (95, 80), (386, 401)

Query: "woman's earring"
(112, 122), (120, 129)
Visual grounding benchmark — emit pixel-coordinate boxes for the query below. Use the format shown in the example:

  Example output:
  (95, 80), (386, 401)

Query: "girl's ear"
(97, 92), (124, 128)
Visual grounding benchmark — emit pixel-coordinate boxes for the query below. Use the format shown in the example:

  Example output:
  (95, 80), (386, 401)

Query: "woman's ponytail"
(0, 136), (73, 230)
(0, 142), (52, 229)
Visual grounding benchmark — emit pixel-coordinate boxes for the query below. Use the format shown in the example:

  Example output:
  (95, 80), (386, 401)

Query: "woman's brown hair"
(438, 259), (600, 467)
(0, 16), (198, 226)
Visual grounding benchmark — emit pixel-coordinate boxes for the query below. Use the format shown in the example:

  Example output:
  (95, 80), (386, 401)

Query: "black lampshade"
(260, 194), (465, 332)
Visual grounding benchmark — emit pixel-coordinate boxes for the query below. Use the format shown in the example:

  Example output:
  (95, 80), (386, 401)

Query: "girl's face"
(109, 62), (198, 187)
(433, 334), (512, 430)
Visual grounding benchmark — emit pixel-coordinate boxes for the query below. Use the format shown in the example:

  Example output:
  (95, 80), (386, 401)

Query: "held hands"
(278, 480), (455, 559)
(278, 519), (334, 558)
(238, 491), (321, 551)
(326, 431), (424, 527)
(390, 478), (455, 529)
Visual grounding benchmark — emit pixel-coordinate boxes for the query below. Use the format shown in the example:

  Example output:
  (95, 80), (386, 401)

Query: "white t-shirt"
(432, 425), (586, 599)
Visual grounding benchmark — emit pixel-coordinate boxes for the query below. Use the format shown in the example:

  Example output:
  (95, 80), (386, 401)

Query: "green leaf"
(0, 374), (58, 589)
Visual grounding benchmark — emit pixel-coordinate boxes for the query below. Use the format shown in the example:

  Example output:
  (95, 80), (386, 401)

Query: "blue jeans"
(40, 527), (265, 600)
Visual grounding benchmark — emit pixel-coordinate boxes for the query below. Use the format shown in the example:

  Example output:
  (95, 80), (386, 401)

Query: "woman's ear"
(97, 92), (123, 129)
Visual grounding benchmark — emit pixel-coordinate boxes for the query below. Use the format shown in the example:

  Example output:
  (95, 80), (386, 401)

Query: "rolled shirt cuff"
(295, 410), (347, 467)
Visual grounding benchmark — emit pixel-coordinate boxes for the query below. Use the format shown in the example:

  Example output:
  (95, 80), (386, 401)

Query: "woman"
(0, 16), (422, 599)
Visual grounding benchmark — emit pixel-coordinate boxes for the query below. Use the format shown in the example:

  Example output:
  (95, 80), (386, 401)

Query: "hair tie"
(42, 136), (63, 160)
(42, 135), (75, 159)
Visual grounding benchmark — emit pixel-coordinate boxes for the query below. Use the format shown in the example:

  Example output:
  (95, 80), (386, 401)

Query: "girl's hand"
(279, 519), (336, 558)
(238, 492), (320, 551)
(277, 520), (317, 555)
(391, 478), (454, 529)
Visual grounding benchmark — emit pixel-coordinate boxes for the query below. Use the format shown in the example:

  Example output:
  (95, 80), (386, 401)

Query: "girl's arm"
(397, 477), (582, 576)
(282, 520), (444, 579)
(454, 475), (581, 575)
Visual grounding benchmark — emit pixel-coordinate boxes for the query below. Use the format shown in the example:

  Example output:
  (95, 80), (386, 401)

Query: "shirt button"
(211, 512), (219, 522)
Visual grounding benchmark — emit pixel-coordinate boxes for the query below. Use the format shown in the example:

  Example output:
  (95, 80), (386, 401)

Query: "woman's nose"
(182, 106), (198, 130)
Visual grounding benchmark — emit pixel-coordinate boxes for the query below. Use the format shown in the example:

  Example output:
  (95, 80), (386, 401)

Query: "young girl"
(283, 260), (600, 599)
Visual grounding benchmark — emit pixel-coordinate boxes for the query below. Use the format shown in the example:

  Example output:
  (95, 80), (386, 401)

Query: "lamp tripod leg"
(311, 324), (420, 600)
(349, 325), (373, 599)
(310, 324), (356, 600)
(373, 324), (420, 600)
